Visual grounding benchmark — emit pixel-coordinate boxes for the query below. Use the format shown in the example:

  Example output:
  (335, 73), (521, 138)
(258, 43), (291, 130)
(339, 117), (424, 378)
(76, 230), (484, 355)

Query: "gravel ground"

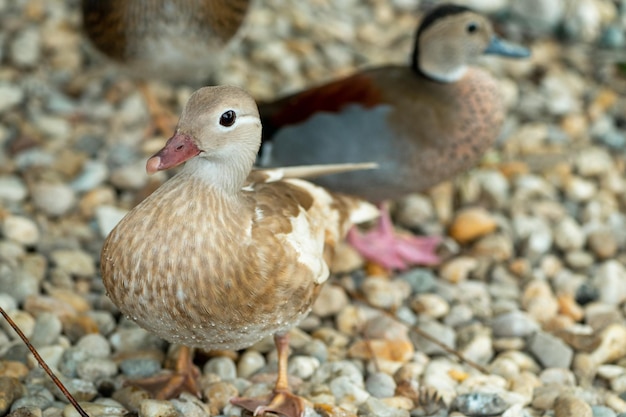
(1, 0), (626, 417)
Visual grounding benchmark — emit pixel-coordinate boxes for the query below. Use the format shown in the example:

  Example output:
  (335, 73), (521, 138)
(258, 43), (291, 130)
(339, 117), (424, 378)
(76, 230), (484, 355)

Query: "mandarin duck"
(100, 86), (379, 417)
(81, 0), (251, 134)
(258, 4), (530, 270)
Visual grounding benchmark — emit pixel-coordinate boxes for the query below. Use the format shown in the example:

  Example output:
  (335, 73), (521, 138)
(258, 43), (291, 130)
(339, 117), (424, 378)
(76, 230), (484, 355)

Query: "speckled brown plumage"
(100, 86), (378, 415)
(81, 0), (250, 82)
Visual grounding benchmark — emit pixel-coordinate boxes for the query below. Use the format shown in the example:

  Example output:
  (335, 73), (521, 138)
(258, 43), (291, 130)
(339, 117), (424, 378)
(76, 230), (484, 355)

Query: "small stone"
(10, 27), (41, 68)
(110, 162), (150, 190)
(203, 381), (238, 415)
(63, 402), (127, 417)
(471, 233), (513, 261)
(593, 261), (626, 305)
(288, 356), (320, 380)
(521, 281), (559, 323)
(78, 187), (116, 218)
(119, 358), (162, 378)
(0, 84), (24, 113)
(237, 350), (265, 379)
(312, 285), (349, 318)
(449, 207), (498, 244)
(203, 357), (237, 381)
(0, 377), (25, 415)
(412, 320), (455, 355)
(564, 176), (596, 202)
(31, 183), (76, 217)
(411, 293), (449, 319)
(76, 358), (118, 382)
(539, 368), (577, 386)
(112, 386), (152, 413)
(2, 216), (39, 246)
(553, 217), (585, 250)
(439, 256), (478, 283)
(554, 394), (592, 417)
(95, 206), (128, 238)
(170, 392), (211, 417)
(591, 405), (617, 417)
(365, 372), (396, 398)
(395, 194), (434, 228)
(30, 313), (62, 348)
(396, 268), (437, 294)
(138, 399), (179, 417)
(330, 376), (370, 405)
(451, 392), (508, 416)
(491, 310), (540, 338)
(528, 331), (574, 369)
(71, 160), (109, 192)
(49, 250), (96, 278)
(361, 277), (411, 309)
(358, 396), (409, 417)
(46, 377), (97, 402)
(587, 228), (618, 260)
(348, 339), (413, 364)
(589, 324), (626, 365)
(0, 268), (40, 304)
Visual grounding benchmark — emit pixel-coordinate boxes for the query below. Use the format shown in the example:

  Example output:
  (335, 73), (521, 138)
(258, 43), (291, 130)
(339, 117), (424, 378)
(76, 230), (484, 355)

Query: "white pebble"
(2, 215), (39, 246)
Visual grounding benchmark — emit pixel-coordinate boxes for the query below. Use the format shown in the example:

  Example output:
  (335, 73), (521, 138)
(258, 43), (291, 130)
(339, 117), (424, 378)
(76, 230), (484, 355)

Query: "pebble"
(358, 397), (409, 417)
(30, 183), (76, 217)
(312, 284), (349, 318)
(63, 401), (127, 417)
(361, 276), (410, 310)
(170, 393), (211, 417)
(593, 261), (626, 306)
(119, 358), (161, 378)
(0, 376), (26, 415)
(450, 392), (508, 416)
(448, 207), (498, 244)
(528, 331), (574, 369)
(492, 311), (540, 338)
(30, 313), (62, 348)
(554, 394), (593, 417)
(0, 83), (24, 113)
(2, 215), (39, 246)
(410, 293), (449, 319)
(203, 356), (237, 381)
(288, 355), (320, 380)
(138, 399), (179, 417)
(396, 268), (437, 294)
(330, 376), (370, 405)
(592, 405), (618, 417)
(412, 320), (455, 356)
(203, 381), (239, 415)
(49, 250), (96, 278)
(553, 217), (585, 250)
(236, 350), (266, 378)
(365, 372), (396, 398)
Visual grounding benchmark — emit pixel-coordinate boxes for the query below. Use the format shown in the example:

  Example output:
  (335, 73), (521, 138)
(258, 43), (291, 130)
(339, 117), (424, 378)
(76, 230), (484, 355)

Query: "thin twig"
(0, 307), (90, 417)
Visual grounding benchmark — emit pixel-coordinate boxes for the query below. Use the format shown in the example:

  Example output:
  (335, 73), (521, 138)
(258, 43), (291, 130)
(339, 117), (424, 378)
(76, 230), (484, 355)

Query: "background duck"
(258, 4), (530, 270)
(81, 0), (251, 134)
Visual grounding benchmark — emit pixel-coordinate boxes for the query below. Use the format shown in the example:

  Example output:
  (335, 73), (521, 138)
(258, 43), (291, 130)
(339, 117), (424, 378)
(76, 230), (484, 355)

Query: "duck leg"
(127, 345), (201, 400)
(138, 81), (179, 137)
(347, 202), (440, 270)
(231, 333), (306, 417)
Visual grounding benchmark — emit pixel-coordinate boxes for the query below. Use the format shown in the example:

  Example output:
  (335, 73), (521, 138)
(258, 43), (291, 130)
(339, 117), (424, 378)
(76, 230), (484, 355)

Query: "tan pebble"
(0, 376), (25, 414)
(2, 215), (40, 246)
(49, 250), (96, 278)
(438, 256), (478, 283)
(509, 372), (540, 403)
(381, 396), (413, 410)
(497, 161), (529, 178)
(330, 242), (364, 274)
(315, 403), (357, 417)
(449, 207), (497, 244)
(61, 314), (100, 342)
(543, 315), (576, 332)
(112, 385), (151, 413)
(560, 113), (588, 140)
(21, 254), (46, 281)
(53, 149), (86, 178)
(508, 258), (531, 278)
(361, 276), (411, 309)
(312, 328), (350, 350)
(336, 305), (367, 336)
(395, 194), (434, 229)
(23, 294), (77, 319)
(1, 310), (35, 339)
(411, 294), (449, 319)
(447, 369), (469, 382)
(521, 281), (558, 323)
(46, 287), (91, 313)
(79, 187), (116, 218)
(588, 89), (619, 121)
(428, 181), (454, 225)
(138, 399), (178, 417)
(557, 295), (584, 322)
(0, 361), (29, 379)
(471, 234), (513, 261)
(365, 262), (390, 278)
(554, 394), (592, 417)
(588, 228), (618, 260)
(605, 392), (626, 413)
(348, 339), (413, 363)
(312, 284), (349, 318)
(589, 323), (626, 365)
(204, 381), (239, 415)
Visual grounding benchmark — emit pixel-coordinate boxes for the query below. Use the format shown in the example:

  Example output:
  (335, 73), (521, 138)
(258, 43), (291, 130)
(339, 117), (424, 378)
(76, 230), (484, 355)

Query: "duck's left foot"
(348, 204), (441, 270)
(231, 389), (307, 417)
(126, 346), (201, 400)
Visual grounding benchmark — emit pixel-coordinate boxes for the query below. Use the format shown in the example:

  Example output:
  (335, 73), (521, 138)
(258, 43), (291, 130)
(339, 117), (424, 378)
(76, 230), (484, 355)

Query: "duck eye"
(219, 110), (236, 127)
(466, 22), (478, 33)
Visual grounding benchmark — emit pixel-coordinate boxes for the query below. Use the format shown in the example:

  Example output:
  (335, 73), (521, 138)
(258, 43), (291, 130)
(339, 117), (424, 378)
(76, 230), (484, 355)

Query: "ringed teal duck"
(258, 4), (530, 270)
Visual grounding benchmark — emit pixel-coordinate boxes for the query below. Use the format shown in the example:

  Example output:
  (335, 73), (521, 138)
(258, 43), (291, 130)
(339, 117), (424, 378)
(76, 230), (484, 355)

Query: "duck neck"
(180, 143), (258, 196)
(411, 43), (468, 83)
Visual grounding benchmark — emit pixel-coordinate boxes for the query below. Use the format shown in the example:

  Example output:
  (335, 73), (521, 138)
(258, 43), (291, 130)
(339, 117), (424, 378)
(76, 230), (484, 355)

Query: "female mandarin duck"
(100, 86), (378, 417)
(81, 0), (250, 133)
(258, 4), (530, 270)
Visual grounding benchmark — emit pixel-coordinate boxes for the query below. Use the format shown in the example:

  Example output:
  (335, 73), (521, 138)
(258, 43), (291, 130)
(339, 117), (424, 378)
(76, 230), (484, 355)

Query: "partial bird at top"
(81, 0), (251, 133)
(258, 3), (531, 270)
